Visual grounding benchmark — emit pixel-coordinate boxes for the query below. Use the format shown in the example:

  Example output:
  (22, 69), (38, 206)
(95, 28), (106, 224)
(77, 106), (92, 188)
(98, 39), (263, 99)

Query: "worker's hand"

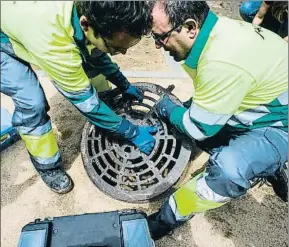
(252, 1), (271, 26)
(123, 84), (144, 102)
(252, 15), (264, 26)
(155, 95), (179, 121)
(131, 125), (157, 155)
(115, 119), (157, 155)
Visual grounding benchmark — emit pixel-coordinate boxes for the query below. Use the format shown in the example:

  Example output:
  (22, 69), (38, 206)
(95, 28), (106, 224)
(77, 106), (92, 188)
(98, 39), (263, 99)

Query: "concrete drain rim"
(80, 82), (193, 203)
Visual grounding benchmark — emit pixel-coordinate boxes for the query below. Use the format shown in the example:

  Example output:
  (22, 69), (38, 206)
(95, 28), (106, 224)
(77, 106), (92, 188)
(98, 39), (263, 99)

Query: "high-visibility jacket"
(1, 1), (124, 132)
(170, 11), (288, 141)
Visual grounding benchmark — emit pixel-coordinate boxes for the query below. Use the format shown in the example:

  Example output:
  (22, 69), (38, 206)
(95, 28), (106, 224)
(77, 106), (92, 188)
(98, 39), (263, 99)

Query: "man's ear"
(183, 19), (199, 39)
(79, 15), (89, 32)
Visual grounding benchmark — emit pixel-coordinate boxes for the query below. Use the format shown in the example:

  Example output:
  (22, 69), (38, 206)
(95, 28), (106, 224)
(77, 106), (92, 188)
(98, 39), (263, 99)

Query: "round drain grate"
(81, 82), (193, 203)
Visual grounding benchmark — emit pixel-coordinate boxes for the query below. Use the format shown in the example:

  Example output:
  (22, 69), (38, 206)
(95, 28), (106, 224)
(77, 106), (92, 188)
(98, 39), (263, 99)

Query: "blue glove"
(123, 84), (144, 102)
(115, 119), (157, 155)
(155, 95), (179, 120)
(106, 71), (143, 102)
(132, 125), (158, 154)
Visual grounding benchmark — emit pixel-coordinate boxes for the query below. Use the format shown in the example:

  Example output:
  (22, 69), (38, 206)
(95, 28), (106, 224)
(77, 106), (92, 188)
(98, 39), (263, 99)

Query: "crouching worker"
(147, 0), (288, 240)
(0, 1), (156, 194)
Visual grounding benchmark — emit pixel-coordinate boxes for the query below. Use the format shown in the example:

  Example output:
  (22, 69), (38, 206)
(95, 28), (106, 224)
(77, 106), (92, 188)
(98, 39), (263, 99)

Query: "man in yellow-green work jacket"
(146, 1), (288, 240)
(0, 1), (156, 193)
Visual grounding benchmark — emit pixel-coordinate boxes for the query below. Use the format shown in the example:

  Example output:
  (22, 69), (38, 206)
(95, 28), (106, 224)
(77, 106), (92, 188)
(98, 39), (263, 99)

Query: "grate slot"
(173, 140), (182, 159)
(94, 140), (99, 154)
(130, 156), (144, 165)
(156, 156), (168, 170)
(92, 159), (102, 176)
(98, 156), (107, 170)
(165, 139), (174, 155)
(139, 170), (154, 181)
(102, 175), (117, 187)
(87, 140), (93, 157)
(107, 169), (118, 179)
(162, 160), (176, 178)
(151, 139), (165, 162)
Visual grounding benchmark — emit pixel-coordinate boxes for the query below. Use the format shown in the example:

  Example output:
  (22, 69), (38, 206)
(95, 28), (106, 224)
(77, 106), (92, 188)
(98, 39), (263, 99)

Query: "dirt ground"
(1, 2), (288, 247)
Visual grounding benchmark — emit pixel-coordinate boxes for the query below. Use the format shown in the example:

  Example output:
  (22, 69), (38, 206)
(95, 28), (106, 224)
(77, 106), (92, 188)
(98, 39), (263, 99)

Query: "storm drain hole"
(103, 153), (119, 171)
(124, 146), (131, 152)
(151, 139), (165, 162)
(120, 183), (138, 191)
(111, 149), (123, 162)
(140, 170), (154, 181)
(88, 140), (93, 156)
(102, 175), (117, 187)
(132, 105), (150, 113)
(101, 136), (106, 151)
(131, 156), (144, 164)
(141, 178), (159, 190)
(122, 174), (137, 183)
(145, 91), (160, 101)
(94, 140), (99, 154)
(162, 160), (176, 178)
(130, 163), (148, 173)
(156, 157), (168, 170)
(173, 140), (182, 159)
(88, 128), (94, 138)
(165, 139), (174, 154)
(92, 159), (102, 176)
(107, 169), (118, 179)
(98, 156), (107, 170)
(143, 98), (155, 107)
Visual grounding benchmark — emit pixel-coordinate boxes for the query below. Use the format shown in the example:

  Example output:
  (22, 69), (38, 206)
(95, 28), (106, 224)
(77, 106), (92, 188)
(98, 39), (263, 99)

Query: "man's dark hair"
(160, 1), (210, 28)
(271, 1), (288, 23)
(76, 1), (153, 38)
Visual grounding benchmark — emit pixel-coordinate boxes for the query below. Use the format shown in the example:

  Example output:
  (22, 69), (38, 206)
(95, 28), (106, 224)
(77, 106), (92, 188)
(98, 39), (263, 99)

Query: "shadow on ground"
(145, 178), (288, 247)
(205, 191), (288, 247)
(49, 92), (86, 171)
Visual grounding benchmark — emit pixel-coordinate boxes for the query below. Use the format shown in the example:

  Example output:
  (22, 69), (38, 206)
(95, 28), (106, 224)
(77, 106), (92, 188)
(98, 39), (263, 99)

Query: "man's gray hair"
(160, 1), (210, 28)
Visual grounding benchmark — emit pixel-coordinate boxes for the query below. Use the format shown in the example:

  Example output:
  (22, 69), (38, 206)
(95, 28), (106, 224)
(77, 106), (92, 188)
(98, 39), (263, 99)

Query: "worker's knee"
(239, 1), (262, 22)
(205, 150), (250, 199)
(13, 93), (49, 129)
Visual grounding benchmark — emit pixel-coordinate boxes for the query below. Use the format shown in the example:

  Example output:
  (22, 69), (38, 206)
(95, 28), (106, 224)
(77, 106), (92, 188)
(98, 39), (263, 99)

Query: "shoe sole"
(50, 178), (74, 194)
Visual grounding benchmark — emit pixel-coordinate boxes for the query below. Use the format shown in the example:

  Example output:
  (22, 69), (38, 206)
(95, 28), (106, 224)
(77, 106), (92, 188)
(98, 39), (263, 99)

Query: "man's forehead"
(152, 1), (171, 33)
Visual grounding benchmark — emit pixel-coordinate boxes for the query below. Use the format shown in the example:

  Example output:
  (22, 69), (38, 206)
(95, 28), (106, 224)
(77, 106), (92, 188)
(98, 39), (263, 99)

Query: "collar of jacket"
(71, 5), (89, 59)
(184, 11), (218, 69)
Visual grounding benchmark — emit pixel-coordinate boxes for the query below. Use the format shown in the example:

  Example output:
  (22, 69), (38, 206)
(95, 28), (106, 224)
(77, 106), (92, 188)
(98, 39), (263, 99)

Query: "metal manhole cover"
(81, 82), (193, 203)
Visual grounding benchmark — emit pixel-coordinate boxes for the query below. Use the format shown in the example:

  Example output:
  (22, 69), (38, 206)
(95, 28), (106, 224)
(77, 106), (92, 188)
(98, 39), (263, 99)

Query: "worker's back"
(185, 15), (288, 131)
(1, 1), (93, 92)
(1, 1), (75, 64)
(203, 16), (288, 108)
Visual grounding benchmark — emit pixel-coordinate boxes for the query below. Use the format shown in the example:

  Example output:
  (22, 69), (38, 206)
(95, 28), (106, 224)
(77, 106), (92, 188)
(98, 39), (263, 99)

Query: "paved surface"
(1, 2), (288, 245)
(1, 74), (287, 247)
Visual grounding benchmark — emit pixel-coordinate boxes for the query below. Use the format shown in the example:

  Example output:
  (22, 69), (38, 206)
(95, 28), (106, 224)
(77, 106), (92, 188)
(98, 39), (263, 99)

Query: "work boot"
(147, 212), (174, 241)
(38, 167), (73, 194)
(266, 163), (288, 202)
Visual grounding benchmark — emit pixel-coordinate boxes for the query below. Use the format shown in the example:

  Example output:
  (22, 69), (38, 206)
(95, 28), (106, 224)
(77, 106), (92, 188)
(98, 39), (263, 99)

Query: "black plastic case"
(18, 210), (154, 247)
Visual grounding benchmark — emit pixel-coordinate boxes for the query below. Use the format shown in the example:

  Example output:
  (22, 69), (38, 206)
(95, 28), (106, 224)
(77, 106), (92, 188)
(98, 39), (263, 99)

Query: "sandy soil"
(1, 2), (288, 247)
